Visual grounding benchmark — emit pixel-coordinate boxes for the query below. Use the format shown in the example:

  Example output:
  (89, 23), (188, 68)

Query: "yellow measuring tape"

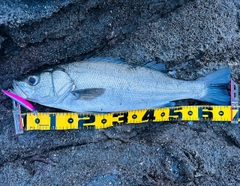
(21, 105), (239, 131)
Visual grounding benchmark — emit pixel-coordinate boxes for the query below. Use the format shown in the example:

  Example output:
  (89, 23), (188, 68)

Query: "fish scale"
(60, 61), (199, 111)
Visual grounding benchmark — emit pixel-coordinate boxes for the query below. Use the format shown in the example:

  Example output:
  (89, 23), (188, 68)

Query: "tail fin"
(199, 68), (230, 105)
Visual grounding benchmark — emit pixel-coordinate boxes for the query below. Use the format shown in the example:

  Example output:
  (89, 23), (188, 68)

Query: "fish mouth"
(12, 80), (28, 99)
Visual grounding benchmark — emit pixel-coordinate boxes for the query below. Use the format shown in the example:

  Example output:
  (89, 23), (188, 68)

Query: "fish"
(12, 57), (230, 113)
(2, 89), (37, 113)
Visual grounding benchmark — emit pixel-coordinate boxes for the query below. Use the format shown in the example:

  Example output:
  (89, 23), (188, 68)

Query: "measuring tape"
(11, 80), (239, 134)
(20, 105), (239, 131)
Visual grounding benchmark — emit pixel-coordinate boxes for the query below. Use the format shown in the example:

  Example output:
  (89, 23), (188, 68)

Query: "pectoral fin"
(71, 88), (106, 100)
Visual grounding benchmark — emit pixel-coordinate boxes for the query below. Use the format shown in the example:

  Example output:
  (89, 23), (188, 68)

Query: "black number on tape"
(78, 115), (95, 128)
(169, 108), (183, 120)
(142, 109), (155, 122)
(49, 114), (56, 129)
(202, 107), (213, 119)
(113, 112), (128, 125)
(198, 107), (213, 120)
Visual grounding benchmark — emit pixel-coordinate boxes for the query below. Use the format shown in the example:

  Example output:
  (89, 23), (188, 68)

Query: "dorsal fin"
(87, 57), (166, 72)
(87, 57), (128, 65)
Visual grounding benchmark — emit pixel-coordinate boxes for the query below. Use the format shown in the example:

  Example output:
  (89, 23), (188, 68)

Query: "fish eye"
(27, 75), (39, 86)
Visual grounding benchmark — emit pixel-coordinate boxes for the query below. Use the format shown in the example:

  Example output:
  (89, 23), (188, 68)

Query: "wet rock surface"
(0, 0), (240, 185)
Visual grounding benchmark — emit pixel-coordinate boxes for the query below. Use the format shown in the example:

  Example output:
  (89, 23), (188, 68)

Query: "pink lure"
(2, 89), (37, 113)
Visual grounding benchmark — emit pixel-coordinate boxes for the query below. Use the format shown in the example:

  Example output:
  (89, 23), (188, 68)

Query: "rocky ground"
(0, 0), (240, 185)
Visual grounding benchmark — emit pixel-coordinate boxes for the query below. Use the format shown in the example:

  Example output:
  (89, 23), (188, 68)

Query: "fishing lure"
(2, 89), (37, 114)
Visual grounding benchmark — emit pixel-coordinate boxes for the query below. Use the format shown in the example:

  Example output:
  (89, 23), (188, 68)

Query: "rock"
(0, 0), (240, 185)
(0, 36), (4, 49)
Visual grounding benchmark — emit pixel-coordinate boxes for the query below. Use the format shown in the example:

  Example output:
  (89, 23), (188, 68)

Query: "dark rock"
(0, 0), (240, 185)
(0, 35), (4, 49)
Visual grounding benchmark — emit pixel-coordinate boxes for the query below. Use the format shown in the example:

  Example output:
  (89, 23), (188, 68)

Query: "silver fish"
(13, 57), (230, 112)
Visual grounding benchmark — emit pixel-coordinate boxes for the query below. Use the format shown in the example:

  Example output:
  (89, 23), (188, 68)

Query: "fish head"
(13, 69), (74, 105)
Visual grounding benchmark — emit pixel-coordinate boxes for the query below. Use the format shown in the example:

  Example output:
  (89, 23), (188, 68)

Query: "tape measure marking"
(21, 106), (239, 131)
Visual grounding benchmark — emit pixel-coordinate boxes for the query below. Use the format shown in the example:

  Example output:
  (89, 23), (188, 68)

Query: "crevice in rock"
(0, 138), (107, 168)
